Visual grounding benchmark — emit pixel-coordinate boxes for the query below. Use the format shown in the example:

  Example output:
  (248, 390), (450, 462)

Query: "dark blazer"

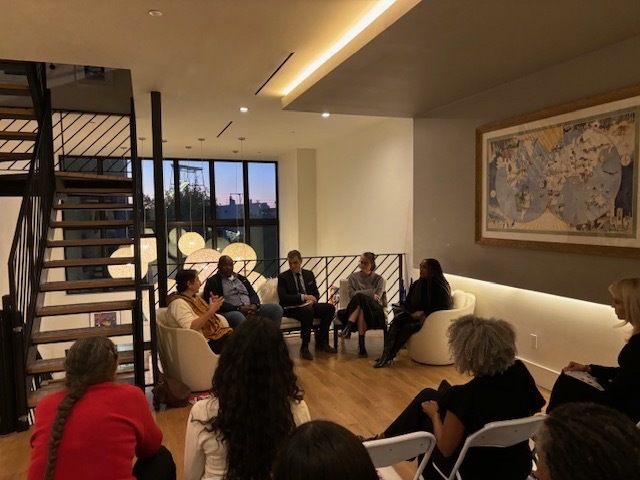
(202, 272), (261, 313)
(277, 269), (320, 307)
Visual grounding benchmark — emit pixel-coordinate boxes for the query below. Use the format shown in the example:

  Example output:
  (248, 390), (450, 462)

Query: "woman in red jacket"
(28, 336), (175, 480)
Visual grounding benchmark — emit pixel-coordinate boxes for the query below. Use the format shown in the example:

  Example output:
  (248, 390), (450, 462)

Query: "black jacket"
(277, 269), (320, 307)
(202, 272), (260, 313)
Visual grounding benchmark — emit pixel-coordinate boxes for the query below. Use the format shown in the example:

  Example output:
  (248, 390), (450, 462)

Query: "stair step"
(32, 324), (133, 345)
(58, 187), (134, 195)
(54, 203), (133, 210)
(28, 350), (135, 375)
(0, 107), (36, 120)
(0, 152), (33, 161)
(48, 238), (134, 248)
(37, 300), (136, 317)
(0, 131), (37, 141)
(55, 171), (133, 183)
(27, 372), (135, 408)
(0, 82), (30, 96)
(44, 257), (135, 268)
(0, 60), (28, 73)
(50, 220), (133, 229)
(40, 278), (136, 292)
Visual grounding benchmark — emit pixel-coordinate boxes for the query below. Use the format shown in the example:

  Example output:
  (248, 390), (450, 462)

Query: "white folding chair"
(364, 431), (436, 480)
(433, 415), (547, 480)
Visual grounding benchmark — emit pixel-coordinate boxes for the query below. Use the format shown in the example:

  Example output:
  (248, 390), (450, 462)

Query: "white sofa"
(155, 307), (220, 392)
(406, 290), (476, 365)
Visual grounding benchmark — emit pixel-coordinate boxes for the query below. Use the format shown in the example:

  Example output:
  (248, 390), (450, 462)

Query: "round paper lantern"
(178, 231), (205, 256)
(221, 242), (257, 275)
(184, 248), (221, 282)
(144, 279), (176, 322)
(246, 271), (266, 292)
(108, 246), (138, 278)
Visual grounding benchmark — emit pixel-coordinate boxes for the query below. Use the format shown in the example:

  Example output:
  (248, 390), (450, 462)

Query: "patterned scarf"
(166, 292), (232, 340)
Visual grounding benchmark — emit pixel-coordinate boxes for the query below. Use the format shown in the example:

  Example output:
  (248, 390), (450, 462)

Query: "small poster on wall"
(91, 311), (120, 327)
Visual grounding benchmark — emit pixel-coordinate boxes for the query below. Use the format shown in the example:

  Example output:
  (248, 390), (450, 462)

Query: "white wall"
(315, 117), (413, 262)
(0, 197), (23, 298)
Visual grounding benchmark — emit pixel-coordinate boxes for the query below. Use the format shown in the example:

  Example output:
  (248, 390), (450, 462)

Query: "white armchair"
(406, 290), (476, 365)
(155, 307), (219, 392)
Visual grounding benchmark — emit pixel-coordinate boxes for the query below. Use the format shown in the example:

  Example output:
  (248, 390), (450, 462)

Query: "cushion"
(257, 277), (279, 304)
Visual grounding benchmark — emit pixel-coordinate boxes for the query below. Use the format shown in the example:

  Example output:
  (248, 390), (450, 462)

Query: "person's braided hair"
(44, 337), (118, 480)
(538, 402), (640, 480)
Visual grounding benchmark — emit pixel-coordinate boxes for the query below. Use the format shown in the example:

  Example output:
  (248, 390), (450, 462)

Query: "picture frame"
(91, 311), (120, 327)
(476, 85), (640, 258)
(75, 65), (113, 86)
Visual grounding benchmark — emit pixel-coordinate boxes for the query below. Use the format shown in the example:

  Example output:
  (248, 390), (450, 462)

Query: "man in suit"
(202, 255), (283, 328)
(277, 249), (337, 360)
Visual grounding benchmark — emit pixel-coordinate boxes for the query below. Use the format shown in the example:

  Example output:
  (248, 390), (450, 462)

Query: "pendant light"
(178, 145), (205, 255)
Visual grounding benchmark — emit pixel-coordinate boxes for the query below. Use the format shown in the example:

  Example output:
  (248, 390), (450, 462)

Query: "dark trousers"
(547, 372), (605, 413)
(133, 445), (176, 480)
(285, 302), (335, 346)
(384, 312), (422, 355)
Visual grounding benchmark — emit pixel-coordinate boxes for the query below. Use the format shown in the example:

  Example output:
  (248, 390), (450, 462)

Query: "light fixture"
(108, 245), (149, 279)
(246, 271), (266, 291)
(177, 145), (206, 256)
(240, 107), (249, 113)
(283, 0), (396, 95)
(148, 10), (163, 17)
(185, 248), (221, 282)
(221, 242), (257, 276)
(321, 112), (330, 118)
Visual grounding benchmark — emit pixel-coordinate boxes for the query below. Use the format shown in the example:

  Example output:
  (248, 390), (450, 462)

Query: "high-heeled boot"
(373, 349), (394, 368)
(358, 335), (367, 357)
(338, 321), (354, 339)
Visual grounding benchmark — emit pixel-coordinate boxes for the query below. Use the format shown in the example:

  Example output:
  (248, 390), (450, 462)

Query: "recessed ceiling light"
(240, 107), (249, 113)
(148, 10), (163, 17)
(321, 112), (330, 118)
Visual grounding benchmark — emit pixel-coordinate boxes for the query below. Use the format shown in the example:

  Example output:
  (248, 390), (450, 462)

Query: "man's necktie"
(296, 273), (305, 294)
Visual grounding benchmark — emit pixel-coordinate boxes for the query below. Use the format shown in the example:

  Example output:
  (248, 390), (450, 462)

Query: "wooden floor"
(0, 331), (550, 480)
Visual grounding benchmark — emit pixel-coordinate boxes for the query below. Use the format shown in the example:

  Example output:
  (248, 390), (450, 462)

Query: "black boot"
(358, 335), (367, 357)
(338, 321), (354, 339)
(373, 350), (394, 368)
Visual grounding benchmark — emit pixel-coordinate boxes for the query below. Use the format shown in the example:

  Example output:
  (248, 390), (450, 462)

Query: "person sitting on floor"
(184, 316), (310, 480)
(338, 252), (387, 357)
(272, 420), (379, 480)
(166, 269), (232, 354)
(362, 315), (545, 480)
(202, 254), (283, 328)
(546, 277), (640, 422)
(534, 402), (640, 480)
(28, 336), (176, 480)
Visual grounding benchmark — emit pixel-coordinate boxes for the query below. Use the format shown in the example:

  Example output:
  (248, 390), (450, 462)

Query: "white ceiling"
(2, 0), (640, 159)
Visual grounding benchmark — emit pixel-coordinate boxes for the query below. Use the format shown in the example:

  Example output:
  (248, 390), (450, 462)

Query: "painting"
(91, 311), (120, 327)
(476, 85), (640, 258)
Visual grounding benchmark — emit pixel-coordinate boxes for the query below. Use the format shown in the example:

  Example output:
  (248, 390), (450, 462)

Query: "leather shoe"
(300, 347), (314, 361)
(317, 343), (337, 354)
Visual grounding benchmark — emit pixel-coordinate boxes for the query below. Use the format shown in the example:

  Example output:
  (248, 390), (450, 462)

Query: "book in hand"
(284, 300), (313, 310)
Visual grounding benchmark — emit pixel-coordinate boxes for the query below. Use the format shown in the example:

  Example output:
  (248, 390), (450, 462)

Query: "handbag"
(152, 372), (191, 409)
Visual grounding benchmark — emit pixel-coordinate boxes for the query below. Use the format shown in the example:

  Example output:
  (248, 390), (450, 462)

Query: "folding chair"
(364, 431), (436, 480)
(433, 415), (547, 480)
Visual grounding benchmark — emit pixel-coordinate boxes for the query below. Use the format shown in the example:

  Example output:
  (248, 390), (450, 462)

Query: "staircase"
(0, 60), (147, 428)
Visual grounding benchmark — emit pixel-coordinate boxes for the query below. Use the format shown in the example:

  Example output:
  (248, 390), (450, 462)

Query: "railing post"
(2, 295), (29, 432)
(0, 299), (17, 435)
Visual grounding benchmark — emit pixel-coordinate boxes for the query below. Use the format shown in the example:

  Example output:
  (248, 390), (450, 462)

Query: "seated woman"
(364, 315), (545, 480)
(338, 252), (387, 357)
(272, 420), (378, 480)
(28, 337), (175, 480)
(166, 269), (232, 354)
(184, 316), (311, 480)
(547, 277), (640, 422)
(534, 402), (640, 480)
(374, 258), (451, 368)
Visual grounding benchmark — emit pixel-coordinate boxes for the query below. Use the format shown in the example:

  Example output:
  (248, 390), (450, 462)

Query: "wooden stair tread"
(40, 278), (136, 292)
(32, 324), (133, 344)
(55, 171), (133, 183)
(0, 152), (33, 161)
(28, 350), (135, 374)
(54, 203), (133, 210)
(0, 131), (37, 141)
(50, 220), (133, 228)
(48, 238), (134, 248)
(27, 372), (136, 407)
(0, 82), (30, 96)
(58, 187), (134, 195)
(44, 257), (135, 268)
(37, 300), (136, 317)
(0, 106), (36, 120)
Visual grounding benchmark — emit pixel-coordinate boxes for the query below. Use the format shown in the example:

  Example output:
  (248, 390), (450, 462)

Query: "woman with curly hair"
(547, 277), (640, 422)
(374, 258), (451, 368)
(363, 315), (545, 480)
(338, 252), (387, 357)
(273, 420), (378, 480)
(184, 316), (310, 480)
(534, 402), (640, 480)
(28, 336), (175, 480)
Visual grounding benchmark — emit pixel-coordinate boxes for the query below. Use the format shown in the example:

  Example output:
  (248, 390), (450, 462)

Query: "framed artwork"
(476, 85), (640, 258)
(91, 311), (120, 327)
(75, 65), (113, 85)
